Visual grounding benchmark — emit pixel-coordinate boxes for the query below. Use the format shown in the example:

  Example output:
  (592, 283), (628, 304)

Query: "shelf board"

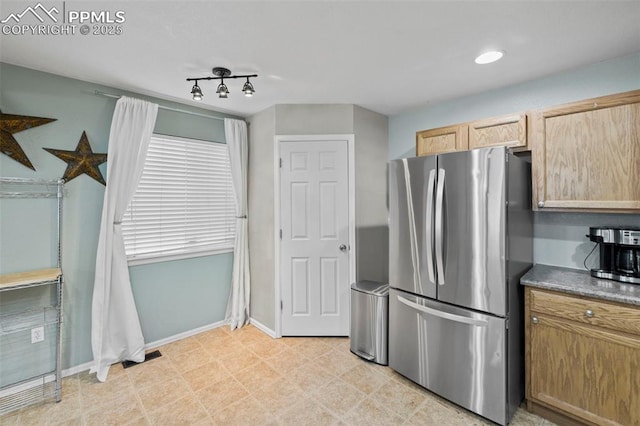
(0, 269), (61, 291)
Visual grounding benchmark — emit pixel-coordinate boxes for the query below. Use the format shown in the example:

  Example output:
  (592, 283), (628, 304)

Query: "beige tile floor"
(1, 325), (554, 425)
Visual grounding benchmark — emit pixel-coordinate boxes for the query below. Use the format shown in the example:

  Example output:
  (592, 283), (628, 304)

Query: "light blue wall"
(388, 53), (640, 270)
(0, 63), (238, 372)
(129, 254), (233, 343)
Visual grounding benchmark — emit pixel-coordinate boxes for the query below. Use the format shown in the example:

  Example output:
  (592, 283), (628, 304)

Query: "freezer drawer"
(389, 288), (508, 425)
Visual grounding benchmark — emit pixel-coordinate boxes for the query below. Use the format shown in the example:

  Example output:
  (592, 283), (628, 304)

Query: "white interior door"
(280, 139), (350, 336)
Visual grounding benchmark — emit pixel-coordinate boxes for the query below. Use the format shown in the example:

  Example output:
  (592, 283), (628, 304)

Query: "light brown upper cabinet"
(416, 124), (468, 156)
(531, 90), (640, 212)
(468, 113), (527, 151)
(416, 112), (528, 157)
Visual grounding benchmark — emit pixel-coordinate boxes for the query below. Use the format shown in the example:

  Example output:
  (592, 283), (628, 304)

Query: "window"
(121, 134), (236, 265)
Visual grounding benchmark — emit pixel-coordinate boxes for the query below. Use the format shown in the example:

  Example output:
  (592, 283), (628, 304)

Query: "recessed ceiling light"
(475, 50), (504, 65)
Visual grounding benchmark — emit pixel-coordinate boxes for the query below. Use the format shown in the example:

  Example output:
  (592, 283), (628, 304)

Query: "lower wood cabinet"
(525, 287), (640, 426)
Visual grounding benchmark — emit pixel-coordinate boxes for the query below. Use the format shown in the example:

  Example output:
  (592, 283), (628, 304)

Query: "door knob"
(339, 244), (347, 252)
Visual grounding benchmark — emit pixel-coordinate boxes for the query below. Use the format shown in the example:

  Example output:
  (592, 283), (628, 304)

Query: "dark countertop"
(521, 264), (640, 306)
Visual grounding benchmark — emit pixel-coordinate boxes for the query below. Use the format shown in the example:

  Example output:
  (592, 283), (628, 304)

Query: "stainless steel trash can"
(350, 281), (389, 365)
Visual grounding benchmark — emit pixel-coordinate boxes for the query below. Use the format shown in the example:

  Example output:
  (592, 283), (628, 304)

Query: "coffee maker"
(588, 226), (640, 285)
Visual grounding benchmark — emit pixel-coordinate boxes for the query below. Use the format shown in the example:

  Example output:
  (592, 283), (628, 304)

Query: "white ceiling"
(1, 1), (639, 117)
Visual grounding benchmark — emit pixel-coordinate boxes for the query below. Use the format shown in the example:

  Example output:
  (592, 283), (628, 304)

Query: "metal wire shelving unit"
(0, 177), (64, 415)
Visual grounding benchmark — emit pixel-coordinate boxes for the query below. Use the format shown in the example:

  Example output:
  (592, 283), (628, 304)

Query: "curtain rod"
(93, 90), (228, 121)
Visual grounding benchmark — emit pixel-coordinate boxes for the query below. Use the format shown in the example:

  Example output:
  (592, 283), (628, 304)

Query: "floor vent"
(121, 350), (162, 369)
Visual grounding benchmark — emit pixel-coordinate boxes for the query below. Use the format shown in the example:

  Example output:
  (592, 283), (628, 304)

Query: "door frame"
(273, 134), (356, 338)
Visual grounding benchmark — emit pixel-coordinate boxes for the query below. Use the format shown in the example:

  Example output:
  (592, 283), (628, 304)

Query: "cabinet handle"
(537, 201), (544, 208)
(585, 309), (594, 318)
(531, 316), (538, 324)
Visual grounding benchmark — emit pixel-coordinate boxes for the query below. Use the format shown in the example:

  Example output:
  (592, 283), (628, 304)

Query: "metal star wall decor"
(0, 110), (57, 170)
(44, 131), (107, 185)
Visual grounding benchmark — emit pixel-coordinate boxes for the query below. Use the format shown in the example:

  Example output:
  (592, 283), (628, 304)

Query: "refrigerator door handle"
(396, 295), (488, 327)
(434, 168), (446, 285)
(425, 169), (436, 284)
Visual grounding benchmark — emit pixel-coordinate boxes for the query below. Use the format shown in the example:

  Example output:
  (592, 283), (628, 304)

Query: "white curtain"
(91, 97), (158, 382)
(224, 118), (251, 331)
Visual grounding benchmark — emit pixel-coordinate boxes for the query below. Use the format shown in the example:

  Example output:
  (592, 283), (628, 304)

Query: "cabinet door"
(531, 90), (640, 212)
(527, 312), (640, 425)
(416, 125), (468, 156)
(469, 113), (527, 151)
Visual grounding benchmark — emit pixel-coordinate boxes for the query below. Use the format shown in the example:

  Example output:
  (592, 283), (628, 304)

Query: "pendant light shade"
(216, 81), (229, 98)
(191, 82), (203, 101)
(242, 79), (255, 97)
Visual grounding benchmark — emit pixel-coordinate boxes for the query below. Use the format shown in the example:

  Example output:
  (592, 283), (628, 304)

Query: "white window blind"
(122, 134), (236, 264)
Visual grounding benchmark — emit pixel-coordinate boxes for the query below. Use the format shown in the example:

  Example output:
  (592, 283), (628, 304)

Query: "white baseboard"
(48, 320), (230, 381)
(62, 360), (94, 377)
(249, 317), (277, 338)
(144, 319), (229, 350)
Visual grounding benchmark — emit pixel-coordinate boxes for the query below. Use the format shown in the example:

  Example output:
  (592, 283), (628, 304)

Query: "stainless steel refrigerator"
(388, 146), (532, 426)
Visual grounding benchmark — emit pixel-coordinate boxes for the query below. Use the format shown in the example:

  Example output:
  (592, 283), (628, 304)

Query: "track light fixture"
(186, 67), (258, 100)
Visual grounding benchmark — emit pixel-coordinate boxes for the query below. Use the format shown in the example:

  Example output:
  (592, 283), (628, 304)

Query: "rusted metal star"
(44, 131), (107, 185)
(0, 111), (57, 170)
